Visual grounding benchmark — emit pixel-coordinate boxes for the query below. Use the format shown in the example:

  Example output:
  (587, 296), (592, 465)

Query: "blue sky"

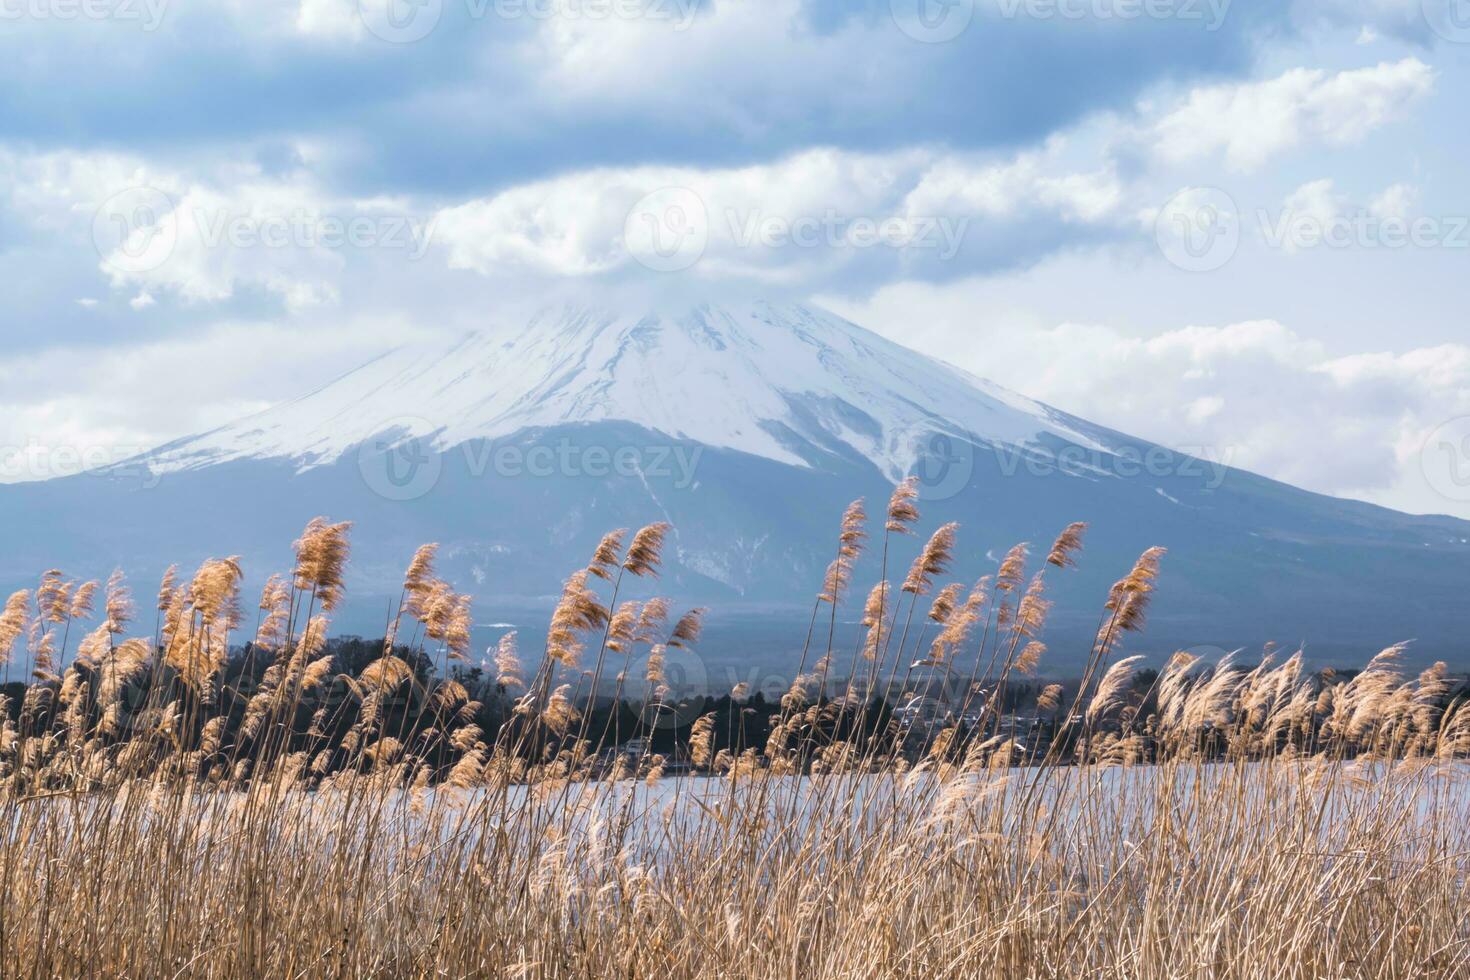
(1, 0), (1468, 517)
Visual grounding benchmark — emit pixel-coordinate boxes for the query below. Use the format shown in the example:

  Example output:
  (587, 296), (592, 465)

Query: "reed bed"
(1, 486), (1467, 977)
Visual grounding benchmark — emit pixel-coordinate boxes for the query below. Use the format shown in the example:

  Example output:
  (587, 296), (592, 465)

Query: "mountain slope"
(3, 301), (1468, 672)
(137, 303), (1110, 480)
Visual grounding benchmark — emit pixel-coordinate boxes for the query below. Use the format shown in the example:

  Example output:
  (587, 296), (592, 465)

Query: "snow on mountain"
(8, 299), (1469, 668)
(135, 302), (1108, 480)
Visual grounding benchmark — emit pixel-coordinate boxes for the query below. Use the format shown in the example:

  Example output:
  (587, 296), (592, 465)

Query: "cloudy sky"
(2, 0), (1469, 517)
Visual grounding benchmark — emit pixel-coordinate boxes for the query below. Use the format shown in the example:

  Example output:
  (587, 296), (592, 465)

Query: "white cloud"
(432, 145), (1124, 283)
(1290, 0), (1428, 43)
(1369, 182), (1418, 220)
(1282, 179), (1347, 226)
(1148, 58), (1434, 172)
(0, 30), (1457, 520)
(1262, 178), (1427, 253)
(0, 314), (446, 482)
(903, 154), (1122, 223)
(1270, 178), (1351, 254)
(93, 179), (424, 311)
(294, 0), (365, 40)
(173, 0), (364, 40)
(830, 286), (1470, 518)
(519, 0), (936, 128)
(422, 58), (1437, 287)
(2, 145), (436, 312)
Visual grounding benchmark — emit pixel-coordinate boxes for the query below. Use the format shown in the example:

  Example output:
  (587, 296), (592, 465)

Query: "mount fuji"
(4, 302), (1468, 673)
(131, 303), (1112, 484)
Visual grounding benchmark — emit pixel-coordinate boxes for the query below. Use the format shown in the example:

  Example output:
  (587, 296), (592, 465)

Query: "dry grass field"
(1, 481), (1467, 977)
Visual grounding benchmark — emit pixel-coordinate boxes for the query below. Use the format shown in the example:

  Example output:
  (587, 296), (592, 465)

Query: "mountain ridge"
(123, 302), (1113, 484)
(1, 299), (1466, 672)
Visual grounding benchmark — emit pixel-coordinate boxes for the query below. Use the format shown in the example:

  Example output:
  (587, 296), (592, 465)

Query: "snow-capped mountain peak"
(20, 301), (1470, 666)
(135, 302), (1104, 479)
